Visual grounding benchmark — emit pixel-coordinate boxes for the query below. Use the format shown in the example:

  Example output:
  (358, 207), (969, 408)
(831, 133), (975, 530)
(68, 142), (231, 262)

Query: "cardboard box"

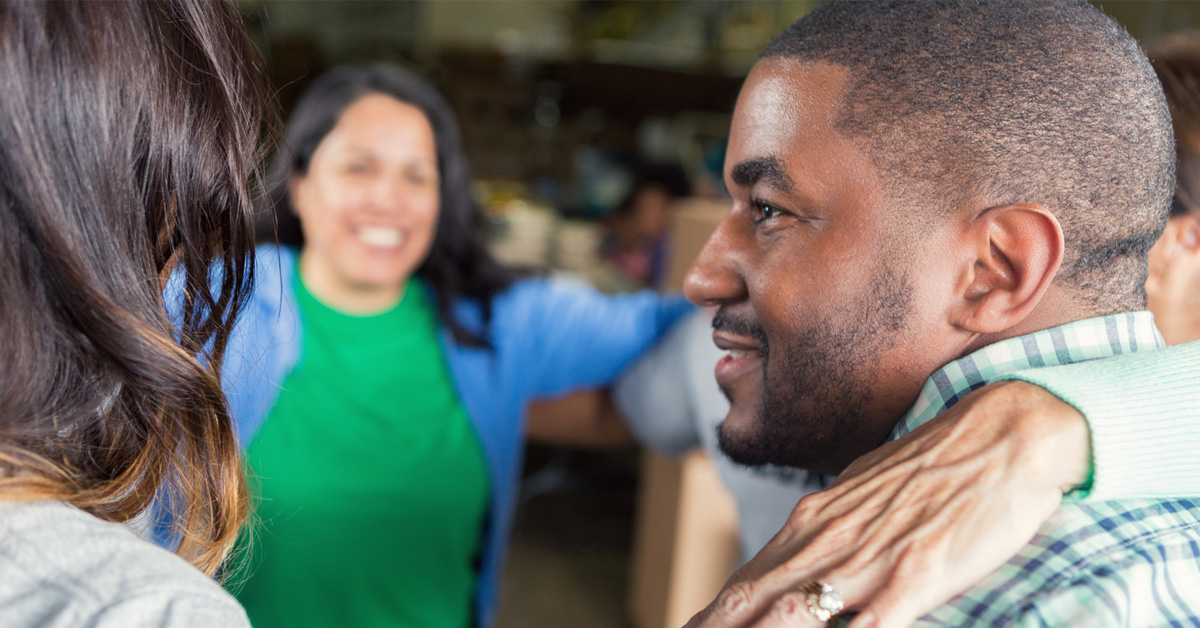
(629, 196), (741, 628)
(660, 198), (731, 293)
(629, 450), (740, 628)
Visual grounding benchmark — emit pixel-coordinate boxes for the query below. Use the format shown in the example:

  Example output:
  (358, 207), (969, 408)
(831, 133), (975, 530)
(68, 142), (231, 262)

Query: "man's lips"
(713, 330), (763, 388)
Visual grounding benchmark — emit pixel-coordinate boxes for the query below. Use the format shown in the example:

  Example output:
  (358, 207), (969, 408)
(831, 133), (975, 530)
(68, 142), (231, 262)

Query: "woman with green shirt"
(217, 64), (691, 628)
(241, 277), (488, 627)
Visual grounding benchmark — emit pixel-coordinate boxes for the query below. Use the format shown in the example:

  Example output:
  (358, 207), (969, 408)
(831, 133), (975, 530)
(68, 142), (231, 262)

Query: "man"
(684, 0), (1200, 625)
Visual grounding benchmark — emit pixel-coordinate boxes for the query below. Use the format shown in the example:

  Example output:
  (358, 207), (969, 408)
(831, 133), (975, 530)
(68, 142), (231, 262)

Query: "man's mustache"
(712, 307), (769, 350)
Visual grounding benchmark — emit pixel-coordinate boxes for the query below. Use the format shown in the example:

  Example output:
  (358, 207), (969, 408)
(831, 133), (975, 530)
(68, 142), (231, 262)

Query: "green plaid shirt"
(890, 313), (1200, 627)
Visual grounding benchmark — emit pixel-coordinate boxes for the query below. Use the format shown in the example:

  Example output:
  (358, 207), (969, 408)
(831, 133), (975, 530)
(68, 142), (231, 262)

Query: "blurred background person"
(221, 63), (690, 628)
(1147, 31), (1200, 345)
(603, 163), (691, 288)
(0, 0), (267, 626)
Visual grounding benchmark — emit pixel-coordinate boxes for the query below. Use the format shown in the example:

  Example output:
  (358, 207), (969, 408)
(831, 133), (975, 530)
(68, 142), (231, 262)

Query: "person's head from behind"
(684, 0), (1172, 473)
(1145, 32), (1200, 345)
(0, 0), (267, 574)
(612, 163), (691, 245)
(266, 64), (510, 340)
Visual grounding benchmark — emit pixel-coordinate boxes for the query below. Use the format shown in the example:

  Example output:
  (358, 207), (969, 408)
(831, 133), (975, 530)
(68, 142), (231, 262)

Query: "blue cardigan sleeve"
(497, 279), (694, 399)
(443, 278), (693, 628)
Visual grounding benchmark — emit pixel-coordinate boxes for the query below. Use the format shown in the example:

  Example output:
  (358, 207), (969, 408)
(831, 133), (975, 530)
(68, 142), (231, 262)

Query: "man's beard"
(715, 268), (913, 473)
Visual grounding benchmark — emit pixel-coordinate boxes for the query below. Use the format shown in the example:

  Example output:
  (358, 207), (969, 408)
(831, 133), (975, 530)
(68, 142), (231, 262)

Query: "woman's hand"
(685, 380), (1090, 628)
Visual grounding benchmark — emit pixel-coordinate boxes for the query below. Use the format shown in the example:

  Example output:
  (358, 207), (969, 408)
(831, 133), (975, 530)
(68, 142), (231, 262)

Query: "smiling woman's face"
(291, 93), (440, 313)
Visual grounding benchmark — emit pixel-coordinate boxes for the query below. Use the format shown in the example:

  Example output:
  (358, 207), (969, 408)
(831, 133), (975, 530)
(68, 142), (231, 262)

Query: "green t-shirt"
(232, 271), (489, 628)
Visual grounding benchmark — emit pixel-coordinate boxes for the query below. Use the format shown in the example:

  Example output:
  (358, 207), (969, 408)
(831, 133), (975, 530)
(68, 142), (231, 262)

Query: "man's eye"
(751, 199), (785, 223)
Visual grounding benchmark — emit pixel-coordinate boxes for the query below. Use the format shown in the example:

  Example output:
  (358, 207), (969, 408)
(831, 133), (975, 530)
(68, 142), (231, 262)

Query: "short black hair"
(762, 0), (1173, 313)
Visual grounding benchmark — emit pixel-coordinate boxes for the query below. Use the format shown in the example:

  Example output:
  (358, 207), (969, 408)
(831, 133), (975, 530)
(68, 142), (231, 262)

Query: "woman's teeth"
(728, 349), (761, 360)
(357, 226), (403, 248)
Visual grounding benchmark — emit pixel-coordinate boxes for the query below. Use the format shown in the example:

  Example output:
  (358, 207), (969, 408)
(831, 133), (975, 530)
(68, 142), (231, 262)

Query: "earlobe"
(952, 204), (1064, 334)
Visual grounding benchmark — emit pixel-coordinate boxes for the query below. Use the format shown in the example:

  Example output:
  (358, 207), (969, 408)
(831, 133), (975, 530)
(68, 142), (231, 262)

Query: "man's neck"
(888, 311), (1163, 442)
(959, 290), (1082, 357)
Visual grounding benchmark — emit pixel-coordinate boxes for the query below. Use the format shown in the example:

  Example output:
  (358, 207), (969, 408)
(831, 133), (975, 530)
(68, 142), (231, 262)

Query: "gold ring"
(800, 580), (844, 622)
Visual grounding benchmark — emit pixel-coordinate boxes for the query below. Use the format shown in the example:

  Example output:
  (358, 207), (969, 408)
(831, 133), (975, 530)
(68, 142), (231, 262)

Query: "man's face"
(685, 59), (962, 474)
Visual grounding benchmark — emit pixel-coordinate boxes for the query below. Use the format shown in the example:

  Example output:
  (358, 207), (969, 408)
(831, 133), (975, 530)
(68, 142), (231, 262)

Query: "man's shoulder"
(916, 497), (1200, 627)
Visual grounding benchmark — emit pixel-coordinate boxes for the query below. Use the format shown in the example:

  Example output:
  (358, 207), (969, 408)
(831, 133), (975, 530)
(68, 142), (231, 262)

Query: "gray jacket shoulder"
(0, 500), (249, 628)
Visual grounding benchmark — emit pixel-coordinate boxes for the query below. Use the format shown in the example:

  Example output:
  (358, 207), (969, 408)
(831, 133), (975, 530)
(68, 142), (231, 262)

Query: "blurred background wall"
(236, 2), (1200, 626)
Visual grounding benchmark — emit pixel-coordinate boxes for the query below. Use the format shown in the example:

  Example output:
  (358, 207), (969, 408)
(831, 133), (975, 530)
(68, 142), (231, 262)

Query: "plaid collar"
(889, 312), (1163, 440)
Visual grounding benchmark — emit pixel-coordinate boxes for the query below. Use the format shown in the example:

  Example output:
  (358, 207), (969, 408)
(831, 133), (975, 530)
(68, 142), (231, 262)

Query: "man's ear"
(950, 204), (1064, 334)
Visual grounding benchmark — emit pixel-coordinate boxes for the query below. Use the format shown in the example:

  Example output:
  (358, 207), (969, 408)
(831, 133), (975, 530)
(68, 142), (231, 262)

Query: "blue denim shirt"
(216, 246), (692, 627)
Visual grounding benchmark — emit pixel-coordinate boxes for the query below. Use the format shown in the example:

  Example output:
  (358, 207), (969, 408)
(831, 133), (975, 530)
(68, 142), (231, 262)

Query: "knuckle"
(768, 591), (816, 624)
(792, 492), (828, 521)
(862, 588), (917, 628)
(713, 580), (757, 619)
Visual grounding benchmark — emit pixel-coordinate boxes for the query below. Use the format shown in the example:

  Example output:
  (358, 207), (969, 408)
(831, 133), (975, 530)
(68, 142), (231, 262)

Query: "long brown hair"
(0, 0), (269, 576)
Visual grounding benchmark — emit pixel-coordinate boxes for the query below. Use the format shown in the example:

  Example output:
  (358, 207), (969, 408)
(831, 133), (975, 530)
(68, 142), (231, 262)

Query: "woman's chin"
(343, 263), (416, 292)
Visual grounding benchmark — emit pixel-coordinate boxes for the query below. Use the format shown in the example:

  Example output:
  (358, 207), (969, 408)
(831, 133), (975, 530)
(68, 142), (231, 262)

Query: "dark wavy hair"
(262, 63), (516, 347)
(0, 0), (270, 576)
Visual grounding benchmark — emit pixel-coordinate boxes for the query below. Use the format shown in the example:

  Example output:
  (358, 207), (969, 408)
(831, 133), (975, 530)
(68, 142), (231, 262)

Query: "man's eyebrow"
(729, 156), (793, 190)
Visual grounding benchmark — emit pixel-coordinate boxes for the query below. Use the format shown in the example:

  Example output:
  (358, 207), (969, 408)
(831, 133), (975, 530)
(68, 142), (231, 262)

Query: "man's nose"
(683, 217), (748, 307)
